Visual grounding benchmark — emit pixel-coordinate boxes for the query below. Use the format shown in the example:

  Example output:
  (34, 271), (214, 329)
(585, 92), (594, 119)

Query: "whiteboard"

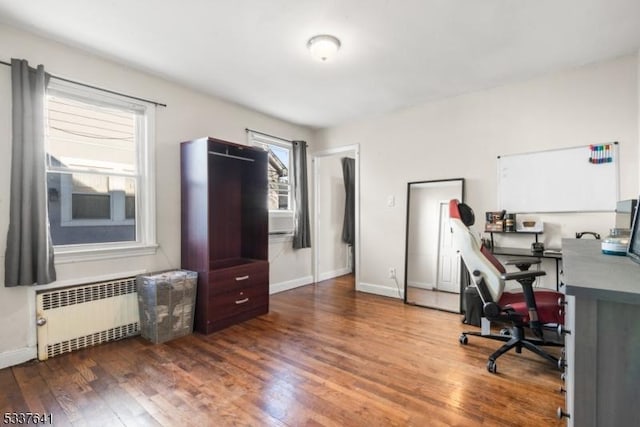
(497, 144), (619, 213)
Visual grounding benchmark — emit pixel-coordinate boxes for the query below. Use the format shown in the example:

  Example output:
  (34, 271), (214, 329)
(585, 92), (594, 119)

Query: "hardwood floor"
(1, 275), (564, 426)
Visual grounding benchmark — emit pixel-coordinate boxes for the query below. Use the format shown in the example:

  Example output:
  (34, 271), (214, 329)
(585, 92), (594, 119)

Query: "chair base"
(459, 325), (563, 373)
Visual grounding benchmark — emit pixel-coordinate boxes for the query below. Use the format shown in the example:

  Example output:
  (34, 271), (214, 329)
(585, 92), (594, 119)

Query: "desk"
(560, 239), (640, 426)
(491, 247), (562, 290)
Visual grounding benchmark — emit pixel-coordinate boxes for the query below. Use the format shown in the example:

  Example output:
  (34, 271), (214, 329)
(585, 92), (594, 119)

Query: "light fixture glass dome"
(307, 35), (341, 62)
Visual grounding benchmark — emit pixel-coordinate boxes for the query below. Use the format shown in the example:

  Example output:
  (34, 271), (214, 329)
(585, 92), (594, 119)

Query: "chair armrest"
(500, 270), (546, 338)
(500, 270), (546, 282)
(505, 257), (542, 272)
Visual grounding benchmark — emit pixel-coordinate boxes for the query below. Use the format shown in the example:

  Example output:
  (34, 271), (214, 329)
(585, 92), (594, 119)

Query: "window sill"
(54, 243), (158, 264)
(61, 219), (135, 227)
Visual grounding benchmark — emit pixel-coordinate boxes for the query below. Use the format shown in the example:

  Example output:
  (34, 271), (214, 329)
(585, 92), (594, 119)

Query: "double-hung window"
(45, 79), (156, 261)
(248, 131), (295, 236)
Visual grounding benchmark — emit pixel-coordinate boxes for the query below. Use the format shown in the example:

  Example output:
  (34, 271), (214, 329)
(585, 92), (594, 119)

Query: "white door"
(435, 201), (460, 293)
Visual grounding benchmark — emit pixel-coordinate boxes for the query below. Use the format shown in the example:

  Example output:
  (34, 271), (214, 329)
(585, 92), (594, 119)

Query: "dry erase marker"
(599, 145), (604, 163)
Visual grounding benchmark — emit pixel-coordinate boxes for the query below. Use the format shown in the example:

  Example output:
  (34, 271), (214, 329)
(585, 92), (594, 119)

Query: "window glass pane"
(47, 95), (136, 173)
(72, 173), (109, 193)
(47, 170), (137, 245)
(266, 145), (291, 210)
(72, 194), (110, 219)
(45, 90), (142, 246)
(125, 196), (136, 219)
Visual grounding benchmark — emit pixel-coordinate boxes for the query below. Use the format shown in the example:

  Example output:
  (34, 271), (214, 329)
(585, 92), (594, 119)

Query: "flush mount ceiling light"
(307, 34), (341, 62)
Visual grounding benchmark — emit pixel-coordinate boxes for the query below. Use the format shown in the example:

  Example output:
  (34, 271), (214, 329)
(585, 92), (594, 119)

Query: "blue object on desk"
(601, 228), (630, 255)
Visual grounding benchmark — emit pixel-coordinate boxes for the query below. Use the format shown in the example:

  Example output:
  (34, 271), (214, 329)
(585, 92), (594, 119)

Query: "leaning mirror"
(404, 178), (464, 312)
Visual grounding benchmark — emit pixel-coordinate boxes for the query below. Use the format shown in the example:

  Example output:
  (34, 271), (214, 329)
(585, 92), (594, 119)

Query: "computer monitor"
(628, 195), (640, 264)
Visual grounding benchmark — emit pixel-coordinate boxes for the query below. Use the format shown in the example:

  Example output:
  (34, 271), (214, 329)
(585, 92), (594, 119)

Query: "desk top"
(492, 246), (562, 259)
(562, 238), (640, 304)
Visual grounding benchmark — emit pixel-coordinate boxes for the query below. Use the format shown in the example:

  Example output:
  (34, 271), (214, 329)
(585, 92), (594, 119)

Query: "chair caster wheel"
(499, 328), (511, 336)
(487, 360), (497, 373)
(459, 334), (468, 345)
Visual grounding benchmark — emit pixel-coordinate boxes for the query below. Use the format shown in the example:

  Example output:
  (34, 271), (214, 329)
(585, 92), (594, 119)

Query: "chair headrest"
(449, 199), (475, 226)
(459, 203), (475, 226)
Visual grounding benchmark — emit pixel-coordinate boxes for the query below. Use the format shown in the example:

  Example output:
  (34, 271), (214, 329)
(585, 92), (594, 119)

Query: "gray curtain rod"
(245, 127), (295, 143)
(1, 59), (167, 107)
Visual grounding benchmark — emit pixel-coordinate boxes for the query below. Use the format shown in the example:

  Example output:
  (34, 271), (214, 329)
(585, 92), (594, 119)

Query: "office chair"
(449, 199), (564, 373)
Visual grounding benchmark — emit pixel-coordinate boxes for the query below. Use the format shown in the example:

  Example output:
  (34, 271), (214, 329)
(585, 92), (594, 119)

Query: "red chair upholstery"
(449, 199), (564, 373)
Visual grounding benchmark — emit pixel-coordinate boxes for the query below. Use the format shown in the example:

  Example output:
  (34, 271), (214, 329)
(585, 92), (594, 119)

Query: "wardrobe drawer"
(209, 262), (268, 294)
(209, 283), (268, 321)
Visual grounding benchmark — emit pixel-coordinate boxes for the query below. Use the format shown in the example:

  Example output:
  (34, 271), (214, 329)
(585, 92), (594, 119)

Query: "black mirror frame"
(403, 178), (465, 309)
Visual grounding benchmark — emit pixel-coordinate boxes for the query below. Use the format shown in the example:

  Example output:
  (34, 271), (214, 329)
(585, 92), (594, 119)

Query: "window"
(45, 79), (156, 260)
(248, 132), (295, 235)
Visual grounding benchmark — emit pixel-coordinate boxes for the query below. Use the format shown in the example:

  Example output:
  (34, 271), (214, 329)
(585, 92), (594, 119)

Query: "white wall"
(315, 54), (639, 296)
(0, 24), (314, 368)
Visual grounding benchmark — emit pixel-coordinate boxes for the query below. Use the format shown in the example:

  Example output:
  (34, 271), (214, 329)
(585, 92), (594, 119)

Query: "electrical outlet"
(388, 267), (396, 279)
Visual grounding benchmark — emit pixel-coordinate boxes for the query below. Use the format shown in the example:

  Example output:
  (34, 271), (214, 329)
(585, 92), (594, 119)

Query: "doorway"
(312, 145), (360, 289)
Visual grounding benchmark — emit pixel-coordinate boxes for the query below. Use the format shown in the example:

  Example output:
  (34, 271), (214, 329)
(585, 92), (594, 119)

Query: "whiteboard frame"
(497, 143), (619, 213)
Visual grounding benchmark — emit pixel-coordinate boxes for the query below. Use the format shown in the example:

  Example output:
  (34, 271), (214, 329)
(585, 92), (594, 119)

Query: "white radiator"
(36, 277), (140, 361)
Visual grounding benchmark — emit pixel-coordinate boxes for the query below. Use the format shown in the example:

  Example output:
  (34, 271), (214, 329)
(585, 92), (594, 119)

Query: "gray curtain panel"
(4, 59), (56, 286)
(292, 140), (311, 249)
(341, 157), (355, 245)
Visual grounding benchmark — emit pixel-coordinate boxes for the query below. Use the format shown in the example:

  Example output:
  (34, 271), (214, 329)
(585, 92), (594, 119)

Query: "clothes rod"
(1, 59), (167, 107)
(208, 151), (255, 162)
(245, 127), (293, 143)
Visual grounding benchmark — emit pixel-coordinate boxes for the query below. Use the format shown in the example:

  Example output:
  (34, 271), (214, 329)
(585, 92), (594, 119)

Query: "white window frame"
(46, 79), (157, 263)
(248, 131), (296, 238)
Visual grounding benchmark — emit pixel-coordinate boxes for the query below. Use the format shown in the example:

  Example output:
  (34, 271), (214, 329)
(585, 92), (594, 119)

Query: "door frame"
(312, 144), (360, 290)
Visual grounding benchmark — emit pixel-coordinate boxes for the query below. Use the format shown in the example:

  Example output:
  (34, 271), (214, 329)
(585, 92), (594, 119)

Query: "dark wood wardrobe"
(181, 137), (269, 334)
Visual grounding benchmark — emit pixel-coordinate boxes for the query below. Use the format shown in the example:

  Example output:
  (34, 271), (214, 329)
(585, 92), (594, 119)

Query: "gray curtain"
(341, 157), (355, 245)
(292, 140), (311, 249)
(4, 59), (56, 286)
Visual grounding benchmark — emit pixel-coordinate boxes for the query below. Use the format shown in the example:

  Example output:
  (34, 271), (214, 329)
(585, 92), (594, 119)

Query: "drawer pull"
(235, 275), (250, 281)
(557, 407), (570, 419)
(558, 357), (567, 370)
(235, 297), (249, 305)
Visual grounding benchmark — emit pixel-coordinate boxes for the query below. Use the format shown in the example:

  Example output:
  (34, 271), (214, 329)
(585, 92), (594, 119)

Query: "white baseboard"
(318, 267), (351, 282)
(358, 282), (404, 299)
(0, 346), (36, 370)
(270, 275), (314, 295)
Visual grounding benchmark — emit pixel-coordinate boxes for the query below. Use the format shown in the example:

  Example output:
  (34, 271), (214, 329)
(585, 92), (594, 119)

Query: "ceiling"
(1, 1), (639, 129)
